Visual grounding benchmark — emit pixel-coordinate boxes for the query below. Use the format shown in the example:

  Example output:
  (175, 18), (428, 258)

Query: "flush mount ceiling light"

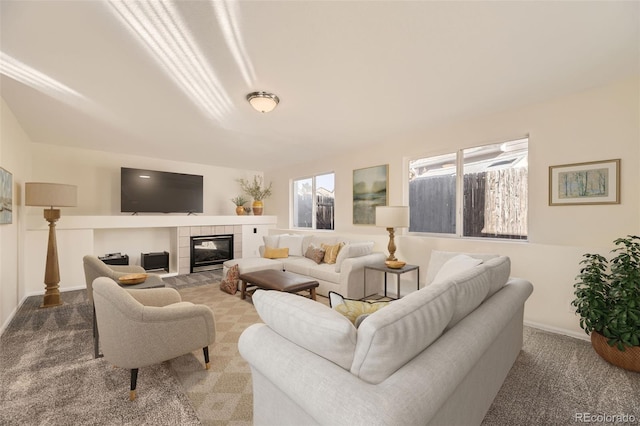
(247, 91), (279, 113)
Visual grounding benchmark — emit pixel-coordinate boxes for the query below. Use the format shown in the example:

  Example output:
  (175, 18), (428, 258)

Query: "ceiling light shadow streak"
(0, 52), (84, 100)
(0, 51), (125, 127)
(107, 0), (234, 122)
(212, 0), (256, 87)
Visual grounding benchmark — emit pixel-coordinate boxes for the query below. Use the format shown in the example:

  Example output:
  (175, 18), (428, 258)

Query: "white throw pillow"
(425, 250), (498, 285)
(335, 241), (374, 272)
(431, 254), (483, 284)
(278, 234), (305, 257)
(252, 290), (357, 370)
(263, 235), (281, 249)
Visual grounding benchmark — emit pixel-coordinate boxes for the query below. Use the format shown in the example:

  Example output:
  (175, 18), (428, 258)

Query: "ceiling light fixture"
(247, 92), (279, 113)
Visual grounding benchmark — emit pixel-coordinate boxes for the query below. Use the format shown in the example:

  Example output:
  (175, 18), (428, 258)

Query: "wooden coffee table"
(239, 269), (319, 300)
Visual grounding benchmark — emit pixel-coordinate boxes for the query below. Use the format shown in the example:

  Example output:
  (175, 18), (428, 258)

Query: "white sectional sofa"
(238, 252), (534, 426)
(224, 233), (386, 299)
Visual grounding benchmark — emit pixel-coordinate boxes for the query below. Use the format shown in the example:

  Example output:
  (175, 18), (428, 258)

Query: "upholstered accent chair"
(92, 277), (216, 400)
(82, 255), (166, 358)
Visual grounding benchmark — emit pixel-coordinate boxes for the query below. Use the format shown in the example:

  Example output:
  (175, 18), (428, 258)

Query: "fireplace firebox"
(190, 234), (234, 273)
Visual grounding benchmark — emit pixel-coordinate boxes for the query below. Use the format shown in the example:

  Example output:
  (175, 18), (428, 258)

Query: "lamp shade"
(25, 182), (77, 207)
(247, 91), (279, 113)
(376, 206), (409, 228)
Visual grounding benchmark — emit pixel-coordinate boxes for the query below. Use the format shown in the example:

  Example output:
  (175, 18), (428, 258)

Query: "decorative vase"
(235, 206), (245, 215)
(591, 331), (640, 372)
(252, 200), (263, 216)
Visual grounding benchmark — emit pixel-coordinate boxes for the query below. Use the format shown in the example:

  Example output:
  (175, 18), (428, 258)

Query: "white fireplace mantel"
(26, 214), (277, 230)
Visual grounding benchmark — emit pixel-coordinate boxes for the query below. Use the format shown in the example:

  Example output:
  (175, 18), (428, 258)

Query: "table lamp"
(376, 206), (410, 261)
(25, 182), (77, 308)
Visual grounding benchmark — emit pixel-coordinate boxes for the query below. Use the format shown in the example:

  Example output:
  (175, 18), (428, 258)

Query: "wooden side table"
(364, 263), (420, 299)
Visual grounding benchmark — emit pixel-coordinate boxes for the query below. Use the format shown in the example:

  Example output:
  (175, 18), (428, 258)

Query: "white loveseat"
(238, 252), (534, 425)
(224, 233), (386, 299)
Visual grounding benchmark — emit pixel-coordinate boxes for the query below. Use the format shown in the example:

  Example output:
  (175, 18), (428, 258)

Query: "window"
(408, 138), (528, 239)
(293, 173), (335, 230)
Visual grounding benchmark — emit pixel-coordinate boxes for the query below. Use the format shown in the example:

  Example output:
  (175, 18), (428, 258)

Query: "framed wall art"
(353, 164), (388, 224)
(549, 159), (620, 206)
(0, 167), (13, 224)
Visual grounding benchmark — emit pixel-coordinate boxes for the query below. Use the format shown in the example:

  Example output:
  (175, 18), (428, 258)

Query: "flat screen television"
(121, 167), (203, 214)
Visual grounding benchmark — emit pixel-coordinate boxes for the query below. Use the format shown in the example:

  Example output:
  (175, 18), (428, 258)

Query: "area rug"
(163, 269), (223, 289)
(0, 290), (200, 425)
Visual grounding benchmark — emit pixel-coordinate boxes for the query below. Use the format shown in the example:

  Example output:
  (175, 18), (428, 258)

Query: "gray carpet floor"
(0, 289), (200, 426)
(2, 272), (639, 425)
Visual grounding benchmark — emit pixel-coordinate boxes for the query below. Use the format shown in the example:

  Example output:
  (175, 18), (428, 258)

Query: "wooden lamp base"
(41, 208), (63, 308)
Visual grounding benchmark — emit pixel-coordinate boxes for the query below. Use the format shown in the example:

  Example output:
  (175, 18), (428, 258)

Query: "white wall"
(27, 143), (263, 216)
(0, 99), (32, 332)
(265, 76), (640, 338)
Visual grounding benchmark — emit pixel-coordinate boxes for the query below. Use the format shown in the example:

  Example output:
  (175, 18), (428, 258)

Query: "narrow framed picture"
(353, 164), (388, 224)
(549, 159), (620, 206)
(0, 167), (13, 224)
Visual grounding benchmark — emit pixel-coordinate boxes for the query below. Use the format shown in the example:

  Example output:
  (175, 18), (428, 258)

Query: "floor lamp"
(376, 206), (410, 261)
(25, 182), (77, 308)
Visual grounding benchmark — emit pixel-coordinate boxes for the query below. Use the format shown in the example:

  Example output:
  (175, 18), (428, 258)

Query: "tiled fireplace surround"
(177, 225), (243, 275)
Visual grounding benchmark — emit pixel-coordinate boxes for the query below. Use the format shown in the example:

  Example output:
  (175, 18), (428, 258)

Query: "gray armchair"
(83, 255), (165, 358)
(92, 277), (216, 400)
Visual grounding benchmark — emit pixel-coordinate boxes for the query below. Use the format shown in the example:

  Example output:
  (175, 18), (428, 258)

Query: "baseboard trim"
(524, 320), (589, 342)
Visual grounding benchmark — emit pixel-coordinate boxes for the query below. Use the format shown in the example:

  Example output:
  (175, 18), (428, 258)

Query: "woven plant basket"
(591, 331), (640, 373)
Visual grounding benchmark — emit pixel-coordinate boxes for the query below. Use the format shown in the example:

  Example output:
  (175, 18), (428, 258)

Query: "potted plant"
(231, 195), (248, 215)
(572, 235), (640, 372)
(238, 175), (272, 215)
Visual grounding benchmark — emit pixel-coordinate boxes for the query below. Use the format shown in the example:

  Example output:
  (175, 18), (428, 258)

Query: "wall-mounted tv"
(121, 167), (203, 214)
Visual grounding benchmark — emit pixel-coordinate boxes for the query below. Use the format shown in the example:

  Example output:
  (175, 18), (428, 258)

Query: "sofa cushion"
(307, 263), (341, 284)
(264, 246), (289, 259)
(433, 263), (493, 329)
(279, 234), (305, 257)
(483, 256), (511, 299)
(350, 282), (456, 384)
(335, 242), (374, 272)
(328, 291), (391, 327)
(252, 290), (357, 370)
(223, 257), (282, 275)
(425, 250), (499, 285)
(282, 257), (315, 276)
(431, 254), (483, 284)
(322, 242), (344, 264)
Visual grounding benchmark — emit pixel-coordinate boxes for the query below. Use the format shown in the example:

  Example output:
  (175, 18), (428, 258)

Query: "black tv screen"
(121, 167), (203, 213)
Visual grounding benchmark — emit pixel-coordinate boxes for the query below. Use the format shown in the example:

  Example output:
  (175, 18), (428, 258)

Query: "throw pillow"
(431, 254), (483, 284)
(264, 246), (289, 259)
(304, 244), (325, 264)
(220, 264), (239, 295)
(322, 242), (344, 264)
(263, 235), (281, 248)
(278, 234), (305, 257)
(328, 291), (390, 327)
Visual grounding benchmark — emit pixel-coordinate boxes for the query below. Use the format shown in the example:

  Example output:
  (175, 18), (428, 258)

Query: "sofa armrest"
(339, 252), (387, 299)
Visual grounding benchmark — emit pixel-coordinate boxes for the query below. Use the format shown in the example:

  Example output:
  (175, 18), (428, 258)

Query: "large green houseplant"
(572, 235), (640, 372)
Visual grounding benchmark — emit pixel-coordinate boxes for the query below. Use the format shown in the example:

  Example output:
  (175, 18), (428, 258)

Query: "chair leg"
(203, 347), (210, 370)
(93, 305), (102, 359)
(130, 368), (138, 401)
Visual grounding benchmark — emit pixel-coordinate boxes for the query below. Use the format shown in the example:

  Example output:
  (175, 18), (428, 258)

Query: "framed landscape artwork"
(0, 167), (13, 224)
(353, 164), (388, 225)
(549, 159), (620, 206)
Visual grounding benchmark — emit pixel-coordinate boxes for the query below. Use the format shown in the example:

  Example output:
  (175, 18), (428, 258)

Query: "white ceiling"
(1, 1), (638, 171)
